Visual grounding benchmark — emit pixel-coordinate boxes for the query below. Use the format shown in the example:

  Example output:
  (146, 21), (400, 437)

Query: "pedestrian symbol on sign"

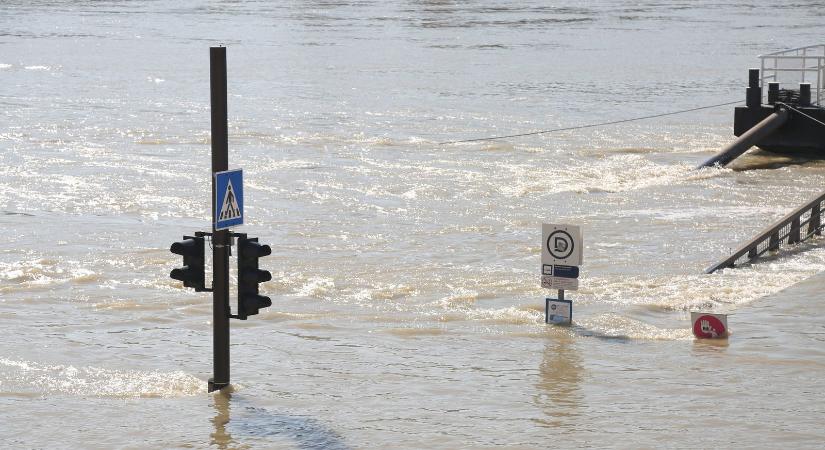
(219, 180), (241, 221)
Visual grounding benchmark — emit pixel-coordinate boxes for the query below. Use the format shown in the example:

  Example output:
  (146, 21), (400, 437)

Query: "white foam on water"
(575, 313), (693, 341)
(0, 259), (99, 289)
(630, 204), (785, 223)
(437, 286), (480, 305)
(349, 283), (418, 302)
(294, 277), (336, 298)
(0, 358), (205, 398)
(253, 159), (325, 171)
(494, 154), (726, 197)
(462, 306), (542, 325)
(237, 130), (413, 147)
(586, 245), (825, 313)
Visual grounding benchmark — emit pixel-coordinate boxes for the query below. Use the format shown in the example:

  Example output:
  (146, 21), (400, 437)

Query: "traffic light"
(236, 236), (272, 319)
(170, 235), (206, 291)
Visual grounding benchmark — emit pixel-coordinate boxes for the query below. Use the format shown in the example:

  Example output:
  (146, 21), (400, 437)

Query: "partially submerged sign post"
(542, 223), (582, 325)
(209, 46), (233, 393)
(169, 47), (273, 393)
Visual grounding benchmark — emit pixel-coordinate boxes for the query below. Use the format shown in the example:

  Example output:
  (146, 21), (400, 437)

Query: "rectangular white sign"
(541, 275), (579, 291)
(546, 298), (572, 325)
(542, 223), (582, 267)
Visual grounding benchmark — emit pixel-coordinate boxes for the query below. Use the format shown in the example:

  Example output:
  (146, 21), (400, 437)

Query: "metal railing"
(760, 44), (825, 106)
(705, 191), (825, 273)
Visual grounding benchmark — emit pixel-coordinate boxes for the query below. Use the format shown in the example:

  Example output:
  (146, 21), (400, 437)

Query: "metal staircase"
(705, 191), (825, 273)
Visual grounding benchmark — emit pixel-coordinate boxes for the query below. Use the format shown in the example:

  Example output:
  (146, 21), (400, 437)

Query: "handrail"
(759, 44), (825, 57)
(759, 45), (825, 106)
(705, 191), (825, 273)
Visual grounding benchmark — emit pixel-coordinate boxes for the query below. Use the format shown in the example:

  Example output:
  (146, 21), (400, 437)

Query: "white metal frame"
(759, 44), (825, 106)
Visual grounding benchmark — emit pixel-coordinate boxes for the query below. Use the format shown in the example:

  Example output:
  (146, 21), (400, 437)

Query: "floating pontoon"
(699, 45), (825, 168)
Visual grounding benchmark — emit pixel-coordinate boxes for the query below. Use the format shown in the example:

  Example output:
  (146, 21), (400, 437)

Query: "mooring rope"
(438, 99), (743, 145)
(776, 102), (825, 129)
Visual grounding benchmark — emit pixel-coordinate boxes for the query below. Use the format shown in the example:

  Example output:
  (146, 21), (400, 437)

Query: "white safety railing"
(760, 44), (825, 106)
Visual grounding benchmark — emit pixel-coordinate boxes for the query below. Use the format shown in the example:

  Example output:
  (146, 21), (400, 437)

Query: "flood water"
(2, 1), (825, 448)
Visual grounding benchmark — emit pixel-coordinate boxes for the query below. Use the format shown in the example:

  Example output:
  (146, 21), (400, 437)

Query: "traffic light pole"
(209, 46), (231, 393)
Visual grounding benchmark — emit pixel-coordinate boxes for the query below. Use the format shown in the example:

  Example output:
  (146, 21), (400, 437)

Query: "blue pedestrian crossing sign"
(215, 169), (243, 230)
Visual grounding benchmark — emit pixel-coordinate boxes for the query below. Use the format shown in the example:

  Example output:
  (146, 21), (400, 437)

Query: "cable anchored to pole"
(776, 102), (825, 129)
(438, 99), (743, 145)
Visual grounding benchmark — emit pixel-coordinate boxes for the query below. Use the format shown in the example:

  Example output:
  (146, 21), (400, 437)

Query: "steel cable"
(439, 99), (744, 145)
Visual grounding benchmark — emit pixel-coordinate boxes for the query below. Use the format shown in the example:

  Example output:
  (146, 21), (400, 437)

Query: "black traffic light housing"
(236, 235), (272, 319)
(170, 235), (207, 292)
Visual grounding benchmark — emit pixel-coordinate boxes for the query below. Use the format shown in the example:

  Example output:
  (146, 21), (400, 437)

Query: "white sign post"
(542, 223), (582, 325)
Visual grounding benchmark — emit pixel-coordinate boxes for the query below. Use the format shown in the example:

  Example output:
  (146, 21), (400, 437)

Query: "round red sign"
(693, 314), (726, 339)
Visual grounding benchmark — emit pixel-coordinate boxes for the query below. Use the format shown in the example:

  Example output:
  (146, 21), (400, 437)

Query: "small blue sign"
(215, 169), (243, 230)
(553, 264), (579, 279)
(542, 264), (579, 278)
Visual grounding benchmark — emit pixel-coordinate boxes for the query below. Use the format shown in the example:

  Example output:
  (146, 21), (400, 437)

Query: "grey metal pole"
(696, 108), (789, 169)
(209, 46), (231, 393)
(558, 289), (564, 301)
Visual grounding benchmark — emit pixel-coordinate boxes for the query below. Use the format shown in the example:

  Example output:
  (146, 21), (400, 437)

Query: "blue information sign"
(542, 264), (579, 278)
(215, 169), (243, 230)
(553, 264), (579, 278)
